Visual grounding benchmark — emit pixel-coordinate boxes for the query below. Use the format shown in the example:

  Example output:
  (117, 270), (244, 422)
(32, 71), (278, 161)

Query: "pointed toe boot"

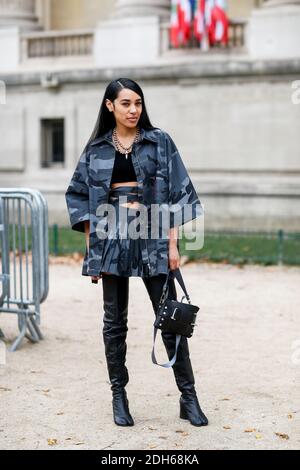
(112, 388), (134, 426)
(102, 274), (134, 426)
(143, 273), (208, 427)
(179, 394), (208, 426)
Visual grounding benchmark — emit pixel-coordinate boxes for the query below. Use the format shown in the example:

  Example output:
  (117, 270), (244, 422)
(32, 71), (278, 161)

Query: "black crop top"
(110, 150), (137, 184)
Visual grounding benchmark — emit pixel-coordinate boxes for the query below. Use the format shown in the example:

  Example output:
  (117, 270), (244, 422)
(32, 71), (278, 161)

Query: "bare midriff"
(110, 181), (140, 209)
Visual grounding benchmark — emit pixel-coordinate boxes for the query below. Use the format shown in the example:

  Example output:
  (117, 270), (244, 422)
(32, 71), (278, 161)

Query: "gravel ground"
(0, 260), (299, 450)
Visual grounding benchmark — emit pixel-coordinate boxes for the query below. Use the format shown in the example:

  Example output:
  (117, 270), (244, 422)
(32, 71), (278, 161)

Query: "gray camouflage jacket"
(65, 126), (204, 277)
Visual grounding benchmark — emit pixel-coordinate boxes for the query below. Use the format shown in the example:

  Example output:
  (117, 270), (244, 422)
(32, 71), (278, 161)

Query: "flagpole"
(201, 0), (209, 51)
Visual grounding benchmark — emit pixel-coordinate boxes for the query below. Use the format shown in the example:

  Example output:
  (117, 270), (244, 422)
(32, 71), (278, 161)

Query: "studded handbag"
(152, 268), (199, 368)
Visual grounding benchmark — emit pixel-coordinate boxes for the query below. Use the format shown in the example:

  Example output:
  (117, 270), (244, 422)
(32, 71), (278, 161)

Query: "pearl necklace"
(112, 126), (141, 159)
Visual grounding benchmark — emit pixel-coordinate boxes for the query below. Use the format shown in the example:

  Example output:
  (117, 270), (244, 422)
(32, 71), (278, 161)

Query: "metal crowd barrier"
(0, 188), (49, 351)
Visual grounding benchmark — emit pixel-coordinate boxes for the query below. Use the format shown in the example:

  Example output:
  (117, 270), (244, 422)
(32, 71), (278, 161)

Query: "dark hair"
(84, 78), (158, 149)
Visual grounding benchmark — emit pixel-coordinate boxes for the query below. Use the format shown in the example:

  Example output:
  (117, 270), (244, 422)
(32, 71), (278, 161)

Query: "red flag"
(193, 0), (206, 42)
(170, 0), (180, 48)
(207, 1), (229, 46)
(178, 0), (193, 46)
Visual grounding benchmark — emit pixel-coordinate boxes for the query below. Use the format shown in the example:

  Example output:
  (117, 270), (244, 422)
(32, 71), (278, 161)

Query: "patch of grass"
(179, 231), (300, 266)
(11, 225), (300, 266)
(49, 226), (86, 254)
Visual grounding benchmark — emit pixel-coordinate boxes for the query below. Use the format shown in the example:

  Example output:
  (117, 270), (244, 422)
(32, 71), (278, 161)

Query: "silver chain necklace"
(112, 126), (141, 159)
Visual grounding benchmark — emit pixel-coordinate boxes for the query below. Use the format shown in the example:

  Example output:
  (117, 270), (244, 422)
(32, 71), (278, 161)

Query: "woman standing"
(65, 78), (208, 427)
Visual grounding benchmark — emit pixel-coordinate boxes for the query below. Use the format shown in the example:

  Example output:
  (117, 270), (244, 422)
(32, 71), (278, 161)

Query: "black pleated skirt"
(99, 185), (150, 277)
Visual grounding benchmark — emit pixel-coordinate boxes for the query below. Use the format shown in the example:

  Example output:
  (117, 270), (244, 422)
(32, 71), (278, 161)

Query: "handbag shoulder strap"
(174, 268), (190, 302)
(151, 328), (182, 368)
(159, 268), (191, 306)
(152, 269), (192, 367)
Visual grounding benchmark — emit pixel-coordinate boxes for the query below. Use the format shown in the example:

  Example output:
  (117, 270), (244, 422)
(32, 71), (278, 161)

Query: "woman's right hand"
(85, 222), (102, 283)
(91, 275), (102, 283)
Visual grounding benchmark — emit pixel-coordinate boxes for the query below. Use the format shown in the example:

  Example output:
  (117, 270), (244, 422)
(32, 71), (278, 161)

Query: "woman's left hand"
(168, 243), (180, 271)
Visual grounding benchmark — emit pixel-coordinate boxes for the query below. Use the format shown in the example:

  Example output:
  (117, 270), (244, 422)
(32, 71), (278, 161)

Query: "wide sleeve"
(165, 131), (204, 229)
(65, 146), (90, 233)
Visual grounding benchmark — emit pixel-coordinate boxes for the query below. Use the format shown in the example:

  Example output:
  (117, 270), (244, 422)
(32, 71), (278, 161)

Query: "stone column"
(0, 0), (40, 30)
(247, 0), (300, 59)
(36, 0), (51, 30)
(113, 0), (171, 21)
(0, 0), (43, 72)
(95, 0), (171, 67)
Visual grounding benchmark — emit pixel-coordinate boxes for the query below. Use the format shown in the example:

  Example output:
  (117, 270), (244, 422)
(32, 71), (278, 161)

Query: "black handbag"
(152, 268), (199, 368)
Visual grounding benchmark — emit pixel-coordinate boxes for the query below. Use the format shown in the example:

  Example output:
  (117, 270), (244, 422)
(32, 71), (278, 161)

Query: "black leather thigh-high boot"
(143, 273), (208, 427)
(102, 273), (134, 426)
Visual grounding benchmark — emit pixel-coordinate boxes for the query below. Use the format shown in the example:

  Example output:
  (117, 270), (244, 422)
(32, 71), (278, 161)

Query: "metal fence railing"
(0, 188), (49, 351)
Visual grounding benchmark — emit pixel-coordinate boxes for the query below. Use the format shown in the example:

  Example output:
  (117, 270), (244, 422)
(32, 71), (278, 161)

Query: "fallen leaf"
(255, 434), (263, 440)
(56, 412), (64, 416)
(287, 414), (293, 420)
(47, 438), (57, 446)
(223, 425), (231, 430)
(220, 398), (230, 401)
(244, 429), (256, 433)
(148, 444), (158, 449)
(275, 432), (289, 440)
(0, 387), (11, 392)
(75, 442), (85, 446)
(158, 436), (168, 440)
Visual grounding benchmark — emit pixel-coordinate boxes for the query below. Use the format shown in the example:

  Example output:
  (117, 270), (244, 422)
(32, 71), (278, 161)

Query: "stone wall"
(1, 58), (299, 231)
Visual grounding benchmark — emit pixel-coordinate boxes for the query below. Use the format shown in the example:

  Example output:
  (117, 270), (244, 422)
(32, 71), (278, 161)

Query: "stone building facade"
(0, 0), (299, 231)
